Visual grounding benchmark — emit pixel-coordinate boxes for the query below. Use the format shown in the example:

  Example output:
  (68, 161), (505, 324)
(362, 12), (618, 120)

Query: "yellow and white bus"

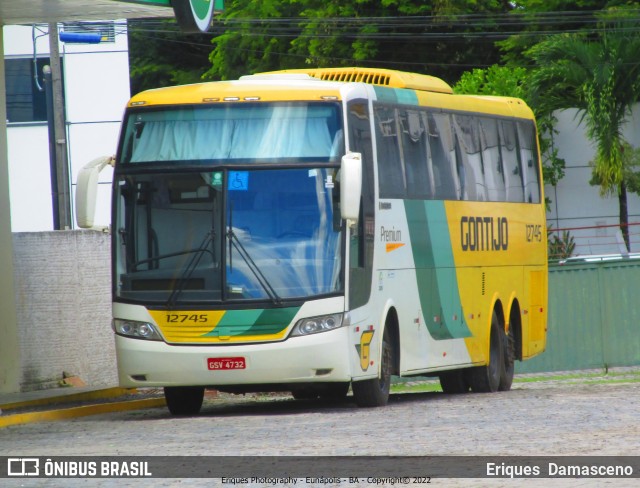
(77, 67), (547, 414)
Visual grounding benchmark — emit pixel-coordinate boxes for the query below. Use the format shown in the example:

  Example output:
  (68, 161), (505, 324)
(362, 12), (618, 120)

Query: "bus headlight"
(113, 319), (163, 341)
(291, 313), (344, 337)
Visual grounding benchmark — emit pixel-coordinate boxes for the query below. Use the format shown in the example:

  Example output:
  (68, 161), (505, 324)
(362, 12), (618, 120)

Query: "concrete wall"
(13, 230), (115, 391)
(545, 104), (640, 255)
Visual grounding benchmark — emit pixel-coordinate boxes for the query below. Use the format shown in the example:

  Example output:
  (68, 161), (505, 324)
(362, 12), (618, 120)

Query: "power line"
(121, 8), (640, 71)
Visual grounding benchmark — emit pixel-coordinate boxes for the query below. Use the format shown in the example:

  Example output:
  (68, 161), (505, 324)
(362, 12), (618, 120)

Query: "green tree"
(204, 0), (307, 81)
(128, 20), (214, 94)
(527, 10), (640, 250)
(204, 0), (513, 82)
(497, 0), (625, 64)
(453, 64), (527, 98)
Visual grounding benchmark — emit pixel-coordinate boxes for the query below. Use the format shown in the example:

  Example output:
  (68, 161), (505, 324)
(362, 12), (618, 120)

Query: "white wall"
(545, 104), (640, 255)
(13, 231), (116, 391)
(3, 22), (128, 231)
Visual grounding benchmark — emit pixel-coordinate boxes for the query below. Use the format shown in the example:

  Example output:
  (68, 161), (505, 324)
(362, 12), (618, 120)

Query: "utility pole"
(46, 23), (71, 230)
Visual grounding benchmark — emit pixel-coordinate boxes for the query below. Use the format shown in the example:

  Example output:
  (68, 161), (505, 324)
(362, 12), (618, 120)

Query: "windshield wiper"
(167, 230), (215, 308)
(227, 201), (281, 304)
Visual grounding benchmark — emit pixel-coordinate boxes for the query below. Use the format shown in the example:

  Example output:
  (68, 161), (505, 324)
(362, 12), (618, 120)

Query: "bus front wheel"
(352, 327), (393, 407)
(164, 386), (205, 416)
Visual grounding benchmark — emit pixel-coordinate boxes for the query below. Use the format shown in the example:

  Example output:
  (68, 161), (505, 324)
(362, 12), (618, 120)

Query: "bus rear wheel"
(467, 312), (503, 393)
(352, 327), (393, 407)
(164, 386), (205, 415)
(499, 326), (515, 391)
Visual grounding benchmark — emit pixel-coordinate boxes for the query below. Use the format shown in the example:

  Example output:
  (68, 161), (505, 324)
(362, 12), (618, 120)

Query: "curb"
(0, 388), (167, 428)
(0, 387), (136, 411)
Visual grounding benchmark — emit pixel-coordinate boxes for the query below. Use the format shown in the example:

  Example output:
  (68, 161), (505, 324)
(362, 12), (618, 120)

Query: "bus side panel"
(445, 200), (548, 361)
(523, 268), (548, 358)
(374, 199), (475, 374)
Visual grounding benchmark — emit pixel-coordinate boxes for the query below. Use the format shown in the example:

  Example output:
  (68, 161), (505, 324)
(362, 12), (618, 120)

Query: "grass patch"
(514, 369), (640, 384)
(389, 369), (640, 394)
(391, 382), (441, 394)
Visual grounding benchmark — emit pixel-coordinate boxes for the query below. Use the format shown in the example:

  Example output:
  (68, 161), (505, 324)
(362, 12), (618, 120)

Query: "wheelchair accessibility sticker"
(228, 171), (249, 191)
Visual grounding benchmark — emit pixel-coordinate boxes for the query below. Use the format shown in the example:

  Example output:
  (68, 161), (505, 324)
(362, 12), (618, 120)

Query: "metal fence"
(516, 258), (640, 373)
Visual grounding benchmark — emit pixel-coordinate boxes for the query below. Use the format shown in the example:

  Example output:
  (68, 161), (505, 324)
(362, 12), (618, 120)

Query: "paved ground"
(0, 369), (638, 487)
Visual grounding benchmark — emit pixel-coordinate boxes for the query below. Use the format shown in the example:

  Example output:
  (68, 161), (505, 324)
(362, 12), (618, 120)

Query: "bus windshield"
(114, 168), (343, 304)
(119, 102), (344, 165)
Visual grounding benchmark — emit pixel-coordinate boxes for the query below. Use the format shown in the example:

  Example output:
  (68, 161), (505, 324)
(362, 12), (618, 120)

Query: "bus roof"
(261, 67), (454, 94)
(127, 67), (534, 119)
(127, 76), (344, 107)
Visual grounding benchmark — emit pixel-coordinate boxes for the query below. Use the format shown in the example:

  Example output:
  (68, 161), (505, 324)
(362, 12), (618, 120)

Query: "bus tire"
(467, 312), (503, 393)
(164, 386), (205, 415)
(499, 326), (515, 391)
(352, 327), (393, 407)
(439, 370), (470, 394)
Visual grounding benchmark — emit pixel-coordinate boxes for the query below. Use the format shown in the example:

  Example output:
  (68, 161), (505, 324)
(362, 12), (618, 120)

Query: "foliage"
(526, 11), (640, 195)
(620, 145), (640, 195)
(497, 0), (623, 64)
(453, 64), (527, 99)
(547, 226), (576, 261)
(591, 143), (640, 192)
(203, 0), (513, 83)
(128, 20), (214, 94)
(526, 8), (640, 250)
(204, 0), (306, 81)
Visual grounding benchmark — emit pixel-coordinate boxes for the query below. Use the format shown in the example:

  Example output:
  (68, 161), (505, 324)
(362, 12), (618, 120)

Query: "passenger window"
(518, 121), (541, 204)
(375, 105), (405, 198)
(500, 120), (525, 203)
(399, 109), (431, 199)
(453, 115), (483, 201)
(480, 118), (505, 202)
(427, 113), (458, 200)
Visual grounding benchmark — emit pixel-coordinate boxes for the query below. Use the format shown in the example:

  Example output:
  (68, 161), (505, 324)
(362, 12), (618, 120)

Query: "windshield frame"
(111, 165), (346, 307)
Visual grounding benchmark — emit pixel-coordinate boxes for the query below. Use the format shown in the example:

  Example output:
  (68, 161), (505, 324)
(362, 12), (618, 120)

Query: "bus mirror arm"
(75, 156), (115, 229)
(340, 152), (362, 225)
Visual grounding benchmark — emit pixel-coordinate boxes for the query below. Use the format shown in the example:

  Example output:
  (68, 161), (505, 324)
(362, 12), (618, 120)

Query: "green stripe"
(202, 307), (299, 337)
(373, 86), (418, 105)
(246, 307), (300, 335)
(405, 200), (471, 340)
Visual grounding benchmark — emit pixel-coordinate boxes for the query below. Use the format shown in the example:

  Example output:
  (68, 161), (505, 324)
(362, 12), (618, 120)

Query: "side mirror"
(340, 152), (362, 224)
(75, 156), (114, 228)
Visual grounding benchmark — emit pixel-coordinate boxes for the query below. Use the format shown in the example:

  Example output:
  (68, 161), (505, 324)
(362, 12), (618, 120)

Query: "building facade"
(4, 22), (129, 231)
(547, 106), (640, 256)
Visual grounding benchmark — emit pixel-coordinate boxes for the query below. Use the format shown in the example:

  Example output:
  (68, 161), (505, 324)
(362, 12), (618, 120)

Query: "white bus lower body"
(115, 326), (352, 388)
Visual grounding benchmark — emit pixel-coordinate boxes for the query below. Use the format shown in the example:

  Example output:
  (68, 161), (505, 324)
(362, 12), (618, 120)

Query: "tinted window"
(4, 58), (60, 123)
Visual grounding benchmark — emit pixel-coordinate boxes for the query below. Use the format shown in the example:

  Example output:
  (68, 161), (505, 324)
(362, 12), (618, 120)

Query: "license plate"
(207, 357), (246, 370)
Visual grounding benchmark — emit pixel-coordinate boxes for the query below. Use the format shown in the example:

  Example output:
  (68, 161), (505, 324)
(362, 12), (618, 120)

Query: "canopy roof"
(0, 0), (171, 26)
